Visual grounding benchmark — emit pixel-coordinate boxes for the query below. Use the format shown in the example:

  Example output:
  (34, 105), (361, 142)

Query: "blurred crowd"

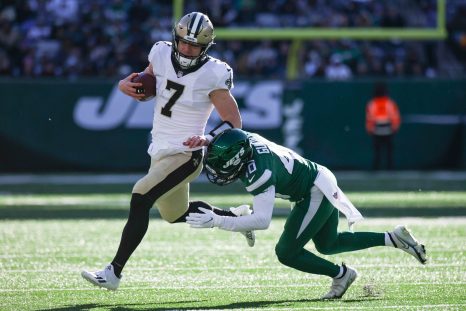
(0, 0), (465, 80)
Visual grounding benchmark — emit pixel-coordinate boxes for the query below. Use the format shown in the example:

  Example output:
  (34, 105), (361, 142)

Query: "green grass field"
(1, 191), (465, 219)
(0, 191), (465, 310)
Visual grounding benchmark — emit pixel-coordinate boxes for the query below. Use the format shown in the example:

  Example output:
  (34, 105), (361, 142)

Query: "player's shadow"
(37, 297), (382, 311)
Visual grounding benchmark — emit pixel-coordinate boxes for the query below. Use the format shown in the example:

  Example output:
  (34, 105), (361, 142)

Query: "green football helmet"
(205, 129), (253, 186)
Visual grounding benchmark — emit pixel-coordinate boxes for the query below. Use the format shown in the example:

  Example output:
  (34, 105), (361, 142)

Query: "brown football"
(132, 72), (156, 99)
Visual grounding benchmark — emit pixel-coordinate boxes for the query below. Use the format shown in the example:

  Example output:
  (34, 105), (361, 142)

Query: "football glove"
(186, 207), (222, 228)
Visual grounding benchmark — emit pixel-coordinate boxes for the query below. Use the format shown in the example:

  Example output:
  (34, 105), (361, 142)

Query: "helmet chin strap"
(177, 53), (199, 69)
(173, 37), (210, 69)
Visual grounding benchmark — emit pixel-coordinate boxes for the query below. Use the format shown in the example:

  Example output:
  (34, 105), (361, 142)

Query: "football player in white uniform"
(82, 12), (254, 291)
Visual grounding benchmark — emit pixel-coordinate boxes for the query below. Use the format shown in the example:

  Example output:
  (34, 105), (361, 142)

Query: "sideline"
(1, 171), (466, 185)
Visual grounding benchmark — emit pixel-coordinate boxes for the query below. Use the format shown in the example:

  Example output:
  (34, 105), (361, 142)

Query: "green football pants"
(275, 186), (385, 278)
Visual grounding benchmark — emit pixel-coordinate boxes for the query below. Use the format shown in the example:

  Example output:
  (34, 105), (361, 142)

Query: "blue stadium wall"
(0, 78), (465, 172)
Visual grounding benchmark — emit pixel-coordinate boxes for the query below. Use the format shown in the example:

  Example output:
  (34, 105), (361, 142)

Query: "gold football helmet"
(172, 12), (215, 69)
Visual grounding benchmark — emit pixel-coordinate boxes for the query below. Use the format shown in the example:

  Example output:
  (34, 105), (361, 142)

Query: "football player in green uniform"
(186, 129), (427, 299)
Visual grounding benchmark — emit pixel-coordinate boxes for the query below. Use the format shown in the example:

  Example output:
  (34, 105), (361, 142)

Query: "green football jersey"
(239, 132), (318, 202)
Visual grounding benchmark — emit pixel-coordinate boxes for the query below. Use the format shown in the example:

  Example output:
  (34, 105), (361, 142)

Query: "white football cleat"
(389, 225), (427, 264)
(322, 264), (358, 299)
(81, 264), (121, 290)
(230, 204), (255, 247)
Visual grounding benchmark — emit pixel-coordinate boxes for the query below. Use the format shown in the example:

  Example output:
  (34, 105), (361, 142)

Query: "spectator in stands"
(447, 4), (466, 63)
(325, 54), (352, 80)
(247, 41), (279, 77)
(365, 82), (401, 170)
(304, 50), (324, 77)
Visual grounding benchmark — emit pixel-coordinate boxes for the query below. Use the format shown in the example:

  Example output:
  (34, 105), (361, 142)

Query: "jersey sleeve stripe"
(246, 169), (272, 192)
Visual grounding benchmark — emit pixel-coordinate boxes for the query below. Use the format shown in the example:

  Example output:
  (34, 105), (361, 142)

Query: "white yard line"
(0, 283), (465, 293)
(234, 305), (465, 311)
(1, 263), (464, 273)
(222, 305), (466, 311)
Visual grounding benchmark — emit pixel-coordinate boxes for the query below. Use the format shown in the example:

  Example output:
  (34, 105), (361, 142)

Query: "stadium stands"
(0, 0), (465, 79)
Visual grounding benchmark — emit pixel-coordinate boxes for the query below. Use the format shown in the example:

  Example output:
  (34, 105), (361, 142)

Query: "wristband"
(205, 134), (214, 142)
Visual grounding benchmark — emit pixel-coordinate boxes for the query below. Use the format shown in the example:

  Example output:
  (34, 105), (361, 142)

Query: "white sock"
(385, 232), (396, 247)
(334, 265), (345, 279)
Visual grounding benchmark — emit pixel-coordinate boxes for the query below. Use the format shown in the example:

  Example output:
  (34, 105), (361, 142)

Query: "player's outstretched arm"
(186, 186), (275, 231)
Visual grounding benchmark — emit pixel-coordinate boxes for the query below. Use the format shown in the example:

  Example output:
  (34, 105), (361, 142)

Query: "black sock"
(110, 261), (123, 278)
(172, 200), (236, 223)
(111, 194), (153, 277)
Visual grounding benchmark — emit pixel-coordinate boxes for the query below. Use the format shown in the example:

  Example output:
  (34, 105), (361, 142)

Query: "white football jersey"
(146, 41), (233, 159)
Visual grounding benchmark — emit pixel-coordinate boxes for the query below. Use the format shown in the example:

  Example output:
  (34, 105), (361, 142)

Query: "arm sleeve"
(217, 186), (275, 232)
